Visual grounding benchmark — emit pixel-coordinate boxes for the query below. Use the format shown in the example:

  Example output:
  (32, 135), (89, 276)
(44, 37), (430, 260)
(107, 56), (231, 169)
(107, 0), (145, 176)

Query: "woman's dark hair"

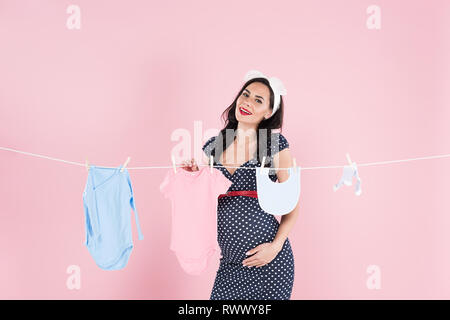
(212, 77), (285, 167)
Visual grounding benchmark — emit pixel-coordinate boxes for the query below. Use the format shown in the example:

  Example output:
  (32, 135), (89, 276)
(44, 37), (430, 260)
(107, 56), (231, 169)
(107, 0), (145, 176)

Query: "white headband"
(243, 70), (287, 118)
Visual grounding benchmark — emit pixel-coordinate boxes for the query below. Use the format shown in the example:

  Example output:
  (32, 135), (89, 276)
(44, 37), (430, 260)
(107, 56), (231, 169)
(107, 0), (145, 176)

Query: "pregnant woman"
(180, 70), (300, 300)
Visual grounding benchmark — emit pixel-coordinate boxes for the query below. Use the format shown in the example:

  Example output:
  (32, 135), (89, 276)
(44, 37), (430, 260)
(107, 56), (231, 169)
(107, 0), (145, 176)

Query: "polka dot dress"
(202, 132), (295, 300)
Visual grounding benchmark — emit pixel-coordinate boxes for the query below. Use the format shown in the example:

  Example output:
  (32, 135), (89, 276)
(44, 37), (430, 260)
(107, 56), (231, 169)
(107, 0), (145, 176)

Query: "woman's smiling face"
(235, 82), (272, 124)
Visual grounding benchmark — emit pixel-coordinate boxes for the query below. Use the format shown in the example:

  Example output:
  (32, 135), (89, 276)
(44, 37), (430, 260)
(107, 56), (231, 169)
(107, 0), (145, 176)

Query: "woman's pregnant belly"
(217, 196), (280, 263)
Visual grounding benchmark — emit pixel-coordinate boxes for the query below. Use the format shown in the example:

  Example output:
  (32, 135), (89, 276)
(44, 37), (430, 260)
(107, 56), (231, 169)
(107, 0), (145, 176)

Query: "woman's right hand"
(180, 158), (199, 172)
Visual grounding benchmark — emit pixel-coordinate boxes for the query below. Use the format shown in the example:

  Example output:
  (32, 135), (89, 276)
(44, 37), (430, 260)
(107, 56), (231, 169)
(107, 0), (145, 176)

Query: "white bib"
(255, 166), (301, 215)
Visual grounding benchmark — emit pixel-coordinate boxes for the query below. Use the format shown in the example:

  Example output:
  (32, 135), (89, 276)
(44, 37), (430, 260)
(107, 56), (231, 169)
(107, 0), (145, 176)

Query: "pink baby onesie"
(159, 166), (232, 275)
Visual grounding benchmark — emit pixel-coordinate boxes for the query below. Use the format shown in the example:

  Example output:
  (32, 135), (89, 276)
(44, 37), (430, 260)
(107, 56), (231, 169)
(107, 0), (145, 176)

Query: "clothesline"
(1, 146), (450, 171)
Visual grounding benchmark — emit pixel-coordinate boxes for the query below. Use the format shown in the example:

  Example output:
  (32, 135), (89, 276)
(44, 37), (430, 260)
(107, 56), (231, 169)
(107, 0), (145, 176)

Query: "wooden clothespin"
(85, 158), (90, 171)
(210, 155), (214, 173)
(293, 158), (297, 174)
(171, 155), (177, 173)
(120, 156), (131, 172)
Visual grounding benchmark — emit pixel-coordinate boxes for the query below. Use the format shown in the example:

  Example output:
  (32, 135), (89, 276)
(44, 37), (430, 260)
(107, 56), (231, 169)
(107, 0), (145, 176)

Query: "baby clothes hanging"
(82, 164), (144, 270)
(159, 166), (232, 275)
(255, 166), (301, 215)
(333, 162), (362, 196)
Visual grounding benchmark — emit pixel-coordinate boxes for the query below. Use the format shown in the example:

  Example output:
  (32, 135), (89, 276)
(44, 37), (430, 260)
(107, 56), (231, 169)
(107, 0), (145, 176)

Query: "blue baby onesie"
(82, 164), (144, 270)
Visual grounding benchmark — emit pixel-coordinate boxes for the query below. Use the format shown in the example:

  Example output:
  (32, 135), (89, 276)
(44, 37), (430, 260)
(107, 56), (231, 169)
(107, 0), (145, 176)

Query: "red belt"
(218, 190), (258, 199)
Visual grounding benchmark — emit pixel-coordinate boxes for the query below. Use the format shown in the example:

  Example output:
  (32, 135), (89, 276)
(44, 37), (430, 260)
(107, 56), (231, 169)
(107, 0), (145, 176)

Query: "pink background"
(0, 0), (449, 299)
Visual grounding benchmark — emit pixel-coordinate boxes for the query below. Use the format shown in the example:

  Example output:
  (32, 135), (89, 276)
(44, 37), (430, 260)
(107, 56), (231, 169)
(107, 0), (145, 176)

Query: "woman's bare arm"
(271, 148), (301, 251)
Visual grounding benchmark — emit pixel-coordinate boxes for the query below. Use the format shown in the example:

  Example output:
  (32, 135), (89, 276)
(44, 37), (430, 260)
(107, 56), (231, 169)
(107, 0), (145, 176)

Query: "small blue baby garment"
(82, 164), (144, 270)
(333, 162), (362, 196)
(255, 166), (301, 215)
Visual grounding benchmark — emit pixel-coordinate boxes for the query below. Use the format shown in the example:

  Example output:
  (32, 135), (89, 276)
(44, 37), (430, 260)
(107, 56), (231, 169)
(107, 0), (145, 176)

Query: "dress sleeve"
(202, 136), (216, 158)
(268, 133), (290, 176)
(270, 132), (289, 156)
(159, 170), (174, 199)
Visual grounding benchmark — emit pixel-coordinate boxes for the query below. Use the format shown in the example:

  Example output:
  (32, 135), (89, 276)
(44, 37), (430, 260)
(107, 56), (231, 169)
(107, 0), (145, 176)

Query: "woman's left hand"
(242, 242), (282, 268)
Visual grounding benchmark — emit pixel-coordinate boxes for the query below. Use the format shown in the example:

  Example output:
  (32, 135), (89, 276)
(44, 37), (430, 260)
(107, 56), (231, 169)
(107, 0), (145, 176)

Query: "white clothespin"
(85, 158), (90, 171)
(210, 155), (214, 173)
(293, 158), (297, 174)
(346, 153), (352, 166)
(120, 156), (131, 172)
(171, 155), (177, 173)
(333, 153), (362, 196)
(259, 156), (267, 175)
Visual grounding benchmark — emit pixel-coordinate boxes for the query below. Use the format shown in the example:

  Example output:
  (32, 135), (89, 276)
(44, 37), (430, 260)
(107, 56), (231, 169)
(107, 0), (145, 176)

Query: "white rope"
(1, 146), (450, 171)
